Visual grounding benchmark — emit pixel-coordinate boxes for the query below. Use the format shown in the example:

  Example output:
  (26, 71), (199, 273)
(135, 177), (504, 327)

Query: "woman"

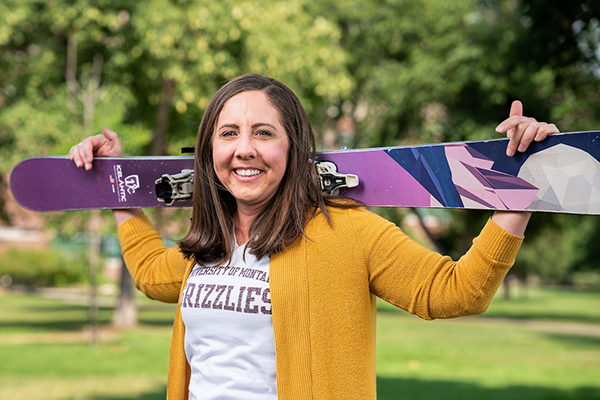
(70, 74), (558, 400)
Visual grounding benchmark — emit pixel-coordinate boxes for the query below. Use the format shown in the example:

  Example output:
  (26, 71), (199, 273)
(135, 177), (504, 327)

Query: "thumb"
(102, 126), (119, 141)
(100, 126), (122, 157)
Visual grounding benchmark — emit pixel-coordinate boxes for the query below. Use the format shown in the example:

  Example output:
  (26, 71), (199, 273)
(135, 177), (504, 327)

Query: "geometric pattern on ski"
(325, 149), (433, 207)
(386, 143), (539, 210)
(385, 146), (463, 208)
(518, 143), (600, 214)
(445, 144), (538, 210)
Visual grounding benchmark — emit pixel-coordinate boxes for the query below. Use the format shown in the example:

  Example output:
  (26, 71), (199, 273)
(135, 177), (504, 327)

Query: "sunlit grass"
(0, 291), (174, 400)
(485, 285), (600, 322)
(376, 286), (600, 399)
(0, 286), (599, 399)
(376, 312), (600, 399)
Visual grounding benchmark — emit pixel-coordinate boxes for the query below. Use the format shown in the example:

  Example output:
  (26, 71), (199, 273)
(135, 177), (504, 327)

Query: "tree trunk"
(148, 78), (176, 156)
(112, 257), (137, 329)
(88, 210), (101, 345)
(410, 208), (446, 254)
(503, 275), (512, 301)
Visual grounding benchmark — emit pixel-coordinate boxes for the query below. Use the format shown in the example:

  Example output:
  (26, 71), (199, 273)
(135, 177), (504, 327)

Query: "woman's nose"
(234, 133), (257, 159)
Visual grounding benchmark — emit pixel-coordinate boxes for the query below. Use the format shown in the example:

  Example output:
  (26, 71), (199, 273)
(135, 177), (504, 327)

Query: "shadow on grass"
(0, 320), (91, 332)
(80, 379), (600, 400)
(376, 304), (600, 325)
(377, 376), (600, 400)
(136, 318), (175, 327)
(0, 296), (175, 332)
(481, 312), (600, 324)
(0, 316), (174, 332)
(0, 304), (115, 332)
(89, 386), (167, 400)
(542, 332), (600, 347)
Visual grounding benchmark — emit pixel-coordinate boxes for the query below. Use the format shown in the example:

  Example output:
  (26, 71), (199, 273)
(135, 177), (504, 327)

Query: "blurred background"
(0, 0), (599, 399)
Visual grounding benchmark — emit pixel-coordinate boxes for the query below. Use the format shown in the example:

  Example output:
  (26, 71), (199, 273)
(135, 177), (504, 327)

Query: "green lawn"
(0, 291), (174, 400)
(376, 286), (600, 399)
(0, 286), (598, 399)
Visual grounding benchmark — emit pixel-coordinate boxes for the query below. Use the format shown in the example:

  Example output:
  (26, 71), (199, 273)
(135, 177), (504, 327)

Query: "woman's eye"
(257, 130), (271, 136)
(221, 131), (236, 137)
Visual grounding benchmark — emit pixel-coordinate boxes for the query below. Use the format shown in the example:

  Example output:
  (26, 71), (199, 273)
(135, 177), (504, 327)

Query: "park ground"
(0, 285), (599, 400)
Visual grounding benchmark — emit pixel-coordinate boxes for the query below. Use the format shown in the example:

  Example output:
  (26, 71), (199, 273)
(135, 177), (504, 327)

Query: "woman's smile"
(212, 90), (290, 214)
(234, 168), (263, 177)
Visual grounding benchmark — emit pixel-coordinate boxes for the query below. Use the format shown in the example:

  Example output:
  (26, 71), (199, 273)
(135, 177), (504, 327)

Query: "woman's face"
(212, 90), (290, 214)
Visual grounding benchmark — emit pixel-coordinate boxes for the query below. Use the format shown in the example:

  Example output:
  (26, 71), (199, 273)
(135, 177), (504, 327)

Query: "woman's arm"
(69, 127), (185, 302)
(492, 100), (559, 236)
(69, 126), (144, 227)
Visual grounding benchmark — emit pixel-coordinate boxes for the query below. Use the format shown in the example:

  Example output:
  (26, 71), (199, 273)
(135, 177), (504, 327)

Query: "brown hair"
(178, 74), (356, 266)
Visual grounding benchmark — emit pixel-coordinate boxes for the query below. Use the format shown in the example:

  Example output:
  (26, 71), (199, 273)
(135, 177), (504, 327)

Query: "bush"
(0, 247), (87, 288)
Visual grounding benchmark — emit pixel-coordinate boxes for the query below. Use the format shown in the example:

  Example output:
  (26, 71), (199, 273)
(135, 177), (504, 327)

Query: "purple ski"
(10, 130), (600, 215)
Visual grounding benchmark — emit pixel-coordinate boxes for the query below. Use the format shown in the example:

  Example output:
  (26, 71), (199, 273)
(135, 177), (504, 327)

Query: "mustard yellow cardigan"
(117, 206), (522, 400)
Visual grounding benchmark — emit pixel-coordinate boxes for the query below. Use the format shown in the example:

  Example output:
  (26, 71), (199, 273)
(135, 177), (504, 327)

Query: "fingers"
(69, 126), (122, 170)
(500, 119), (558, 157)
(69, 137), (97, 170)
(102, 126), (119, 143)
(511, 120), (543, 156)
(495, 101), (559, 157)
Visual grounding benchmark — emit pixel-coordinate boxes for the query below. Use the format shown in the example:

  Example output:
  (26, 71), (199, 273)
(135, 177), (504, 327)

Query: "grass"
(376, 284), (600, 323)
(376, 313), (600, 399)
(376, 286), (600, 399)
(484, 285), (600, 323)
(0, 291), (174, 400)
(0, 286), (599, 399)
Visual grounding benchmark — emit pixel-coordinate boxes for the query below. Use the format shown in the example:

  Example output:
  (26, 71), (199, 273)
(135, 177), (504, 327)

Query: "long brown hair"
(178, 74), (355, 266)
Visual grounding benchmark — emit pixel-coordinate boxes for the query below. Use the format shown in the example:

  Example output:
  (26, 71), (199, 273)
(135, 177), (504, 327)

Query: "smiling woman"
(67, 73), (559, 400)
(211, 91), (290, 245)
(177, 75), (356, 269)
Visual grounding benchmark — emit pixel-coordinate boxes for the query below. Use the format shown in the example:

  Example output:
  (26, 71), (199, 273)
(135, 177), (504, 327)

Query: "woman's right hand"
(69, 126), (122, 170)
(69, 126), (143, 226)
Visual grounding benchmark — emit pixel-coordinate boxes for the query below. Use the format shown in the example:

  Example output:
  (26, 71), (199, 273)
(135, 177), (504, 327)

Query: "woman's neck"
(234, 207), (262, 246)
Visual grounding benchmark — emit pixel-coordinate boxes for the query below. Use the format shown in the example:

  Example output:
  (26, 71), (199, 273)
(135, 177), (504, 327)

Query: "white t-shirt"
(180, 244), (277, 400)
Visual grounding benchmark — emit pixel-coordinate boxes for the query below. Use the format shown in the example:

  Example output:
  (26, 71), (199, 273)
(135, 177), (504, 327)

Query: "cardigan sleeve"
(117, 214), (189, 303)
(347, 208), (522, 320)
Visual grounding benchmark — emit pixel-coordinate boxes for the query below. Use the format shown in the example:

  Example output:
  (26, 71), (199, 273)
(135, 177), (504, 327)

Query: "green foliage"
(313, 0), (600, 150)
(516, 221), (583, 283)
(572, 271), (600, 291)
(516, 0), (600, 69)
(2, 0), (600, 289)
(513, 214), (600, 283)
(0, 247), (87, 288)
(0, 0), (352, 166)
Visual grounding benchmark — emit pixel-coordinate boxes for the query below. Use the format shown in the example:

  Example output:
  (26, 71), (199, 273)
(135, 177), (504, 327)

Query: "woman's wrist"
(112, 208), (144, 228)
(491, 210), (532, 237)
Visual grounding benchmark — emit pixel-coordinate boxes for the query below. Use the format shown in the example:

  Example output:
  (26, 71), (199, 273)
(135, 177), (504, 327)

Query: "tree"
(3, 0), (599, 300)
(0, 0), (354, 325)
(314, 0), (600, 285)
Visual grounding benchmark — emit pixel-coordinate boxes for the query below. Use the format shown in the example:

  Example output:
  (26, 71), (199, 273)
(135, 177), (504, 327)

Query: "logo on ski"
(112, 165), (140, 202)
(124, 175), (140, 194)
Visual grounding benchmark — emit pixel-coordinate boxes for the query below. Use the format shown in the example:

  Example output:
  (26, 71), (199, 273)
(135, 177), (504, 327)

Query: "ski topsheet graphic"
(10, 156), (194, 211)
(10, 130), (600, 214)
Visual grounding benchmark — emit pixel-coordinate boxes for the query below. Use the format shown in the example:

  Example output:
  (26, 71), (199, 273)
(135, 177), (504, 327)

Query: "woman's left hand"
(495, 100), (559, 157)
(491, 100), (560, 237)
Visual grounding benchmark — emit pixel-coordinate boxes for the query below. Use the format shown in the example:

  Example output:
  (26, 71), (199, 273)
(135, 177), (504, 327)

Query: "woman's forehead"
(215, 91), (284, 130)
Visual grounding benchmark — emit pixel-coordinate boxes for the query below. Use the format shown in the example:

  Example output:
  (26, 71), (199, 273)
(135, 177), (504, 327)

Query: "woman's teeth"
(235, 169), (261, 177)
